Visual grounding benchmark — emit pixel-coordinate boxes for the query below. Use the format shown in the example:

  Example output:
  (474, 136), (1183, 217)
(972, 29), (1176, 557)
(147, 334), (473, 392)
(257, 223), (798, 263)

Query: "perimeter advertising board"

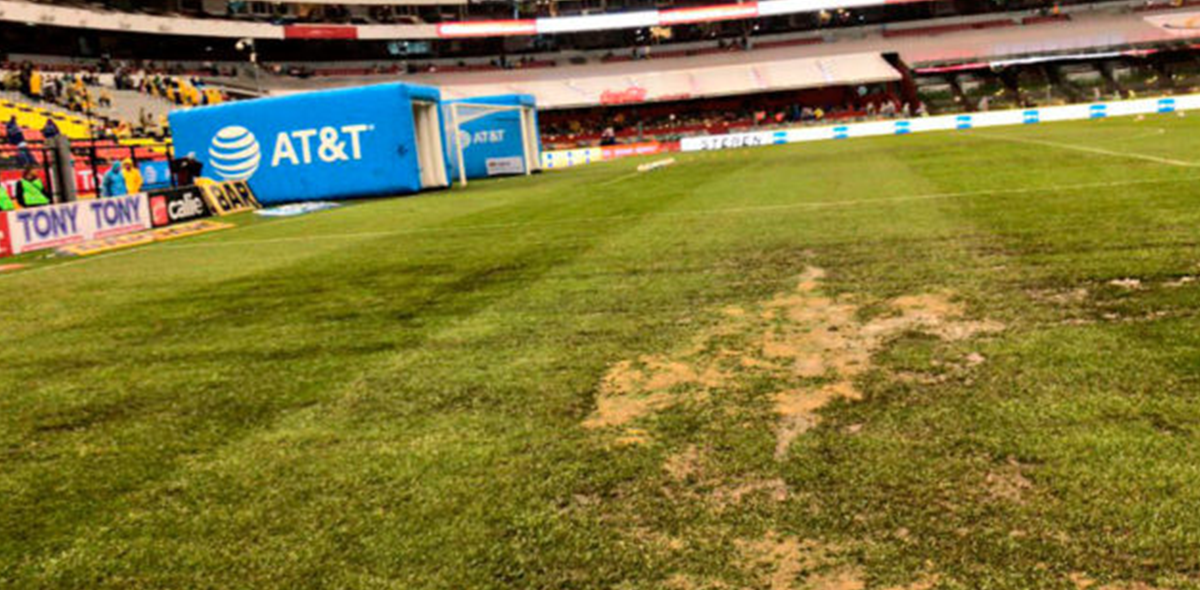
(0, 214), (11, 258)
(200, 181), (260, 215)
(681, 95), (1200, 152)
(149, 186), (213, 227)
(3, 194), (150, 255)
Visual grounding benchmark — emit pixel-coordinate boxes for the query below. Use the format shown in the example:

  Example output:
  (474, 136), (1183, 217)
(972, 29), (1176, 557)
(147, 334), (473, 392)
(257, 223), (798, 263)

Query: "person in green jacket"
(0, 181), (14, 211)
(14, 166), (49, 208)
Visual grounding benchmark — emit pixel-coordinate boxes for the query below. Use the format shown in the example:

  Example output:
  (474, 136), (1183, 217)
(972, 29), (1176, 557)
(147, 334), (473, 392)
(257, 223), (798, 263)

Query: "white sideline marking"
(3, 175), (1194, 279)
(595, 170), (643, 187)
(973, 131), (1199, 168)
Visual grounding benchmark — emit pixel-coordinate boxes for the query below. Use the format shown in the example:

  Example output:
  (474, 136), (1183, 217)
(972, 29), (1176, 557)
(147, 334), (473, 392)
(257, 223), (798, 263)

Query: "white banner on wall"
(680, 95), (1200, 152)
(5, 194), (151, 254)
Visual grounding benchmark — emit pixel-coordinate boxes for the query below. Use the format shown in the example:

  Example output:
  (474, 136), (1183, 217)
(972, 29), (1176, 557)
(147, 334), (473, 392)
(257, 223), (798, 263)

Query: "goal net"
(444, 101), (540, 187)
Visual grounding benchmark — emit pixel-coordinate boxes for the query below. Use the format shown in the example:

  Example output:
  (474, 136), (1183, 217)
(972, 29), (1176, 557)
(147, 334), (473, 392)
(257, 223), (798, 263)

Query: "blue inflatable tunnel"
(169, 82), (451, 204)
(442, 94), (540, 184)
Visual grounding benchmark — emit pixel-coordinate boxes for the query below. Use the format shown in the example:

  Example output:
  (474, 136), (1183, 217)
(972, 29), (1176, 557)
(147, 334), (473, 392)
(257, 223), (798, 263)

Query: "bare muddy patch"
(583, 267), (1003, 457)
(984, 457), (1034, 505)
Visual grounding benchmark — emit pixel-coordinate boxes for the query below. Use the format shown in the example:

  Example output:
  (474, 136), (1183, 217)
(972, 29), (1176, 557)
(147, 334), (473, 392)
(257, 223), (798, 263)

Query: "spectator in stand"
(101, 160), (127, 198)
(6, 117), (32, 167)
(600, 127), (617, 146)
(14, 166), (49, 208)
(41, 119), (59, 141)
(122, 159), (143, 194)
(0, 182), (14, 211)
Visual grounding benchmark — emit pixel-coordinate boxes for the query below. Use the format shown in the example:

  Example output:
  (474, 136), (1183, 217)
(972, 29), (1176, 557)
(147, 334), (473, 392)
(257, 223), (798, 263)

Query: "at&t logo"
(207, 124), (375, 181)
(208, 126), (261, 181)
(458, 129), (505, 149)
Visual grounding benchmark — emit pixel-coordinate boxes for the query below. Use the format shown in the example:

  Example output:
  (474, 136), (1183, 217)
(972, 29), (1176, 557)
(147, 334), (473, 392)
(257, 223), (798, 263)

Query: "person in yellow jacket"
(14, 166), (49, 207)
(122, 159), (143, 194)
(0, 182), (15, 211)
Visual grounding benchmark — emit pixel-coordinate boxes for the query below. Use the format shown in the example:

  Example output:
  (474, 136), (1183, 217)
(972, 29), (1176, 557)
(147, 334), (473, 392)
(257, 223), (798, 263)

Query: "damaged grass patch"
(583, 266), (1004, 459)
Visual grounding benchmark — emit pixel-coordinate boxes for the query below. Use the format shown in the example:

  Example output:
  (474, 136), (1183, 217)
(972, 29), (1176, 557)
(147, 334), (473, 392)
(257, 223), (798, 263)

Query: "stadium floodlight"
(445, 101), (540, 187)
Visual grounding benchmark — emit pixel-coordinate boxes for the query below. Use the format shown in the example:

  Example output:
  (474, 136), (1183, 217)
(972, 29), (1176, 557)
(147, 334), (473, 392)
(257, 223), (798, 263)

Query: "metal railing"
(0, 137), (175, 204)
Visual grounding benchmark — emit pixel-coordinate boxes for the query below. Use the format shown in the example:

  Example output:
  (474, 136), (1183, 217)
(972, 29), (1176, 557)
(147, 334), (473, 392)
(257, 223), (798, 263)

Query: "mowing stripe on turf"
(4, 175), (1194, 278)
(972, 131), (1199, 168)
(150, 176), (1197, 250)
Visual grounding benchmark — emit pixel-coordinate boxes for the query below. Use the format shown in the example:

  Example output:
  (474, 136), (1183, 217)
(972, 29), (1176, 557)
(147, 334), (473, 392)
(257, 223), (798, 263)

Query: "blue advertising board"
(139, 160), (172, 190)
(169, 83), (443, 204)
(444, 94), (539, 181)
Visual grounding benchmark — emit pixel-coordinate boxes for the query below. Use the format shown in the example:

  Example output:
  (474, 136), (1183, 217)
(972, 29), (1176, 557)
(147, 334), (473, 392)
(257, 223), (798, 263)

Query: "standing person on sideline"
(122, 159), (143, 194)
(14, 166), (49, 208)
(0, 181), (15, 211)
(101, 160), (127, 197)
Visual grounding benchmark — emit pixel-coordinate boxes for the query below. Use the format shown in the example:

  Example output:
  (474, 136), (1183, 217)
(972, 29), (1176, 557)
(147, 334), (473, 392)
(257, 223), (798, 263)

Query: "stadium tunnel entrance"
(411, 100), (450, 190)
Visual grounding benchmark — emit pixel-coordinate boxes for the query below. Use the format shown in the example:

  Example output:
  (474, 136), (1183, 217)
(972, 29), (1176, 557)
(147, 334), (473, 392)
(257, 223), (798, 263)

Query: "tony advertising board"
(170, 83), (442, 204)
(0, 214), (11, 258)
(149, 186), (213, 227)
(4, 194), (151, 254)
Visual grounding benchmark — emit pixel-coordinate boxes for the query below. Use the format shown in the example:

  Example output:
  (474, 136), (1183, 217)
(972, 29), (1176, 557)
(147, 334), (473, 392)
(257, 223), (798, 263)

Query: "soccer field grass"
(5, 114), (1200, 589)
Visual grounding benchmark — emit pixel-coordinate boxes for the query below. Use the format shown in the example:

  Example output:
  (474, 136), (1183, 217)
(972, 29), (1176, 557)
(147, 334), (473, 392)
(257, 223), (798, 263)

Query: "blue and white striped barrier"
(680, 94), (1200, 153)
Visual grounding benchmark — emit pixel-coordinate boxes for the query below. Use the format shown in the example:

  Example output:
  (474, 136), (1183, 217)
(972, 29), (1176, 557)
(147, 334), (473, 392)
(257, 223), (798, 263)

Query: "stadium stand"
(0, 92), (93, 140)
(3, 0), (1200, 149)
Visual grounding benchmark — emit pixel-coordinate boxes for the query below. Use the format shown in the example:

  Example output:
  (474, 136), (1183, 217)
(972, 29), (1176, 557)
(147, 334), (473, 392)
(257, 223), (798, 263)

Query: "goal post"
(444, 100), (540, 187)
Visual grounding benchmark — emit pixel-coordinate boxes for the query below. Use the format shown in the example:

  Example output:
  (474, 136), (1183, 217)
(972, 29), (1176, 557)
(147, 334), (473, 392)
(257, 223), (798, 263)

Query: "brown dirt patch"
(583, 356), (725, 434)
(763, 284), (1002, 458)
(985, 458), (1033, 504)
(711, 477), (789, 506)
(1069, 572), (1097, 590)
(736, 531), (939, 590)
(583, 266), (1003, 455)
(1028, 287), (1090, 305)
(665, 445), (704, 482)
(737, 531), (827, 590)
(883, 575), (942, 590)
(775, 382), (861, 459)
(804, 569), (866, 590)
(1108, 278), (1143, 290)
